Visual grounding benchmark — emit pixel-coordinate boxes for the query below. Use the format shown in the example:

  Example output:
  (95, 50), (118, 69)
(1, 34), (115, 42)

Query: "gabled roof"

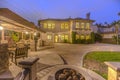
(0, 8), (37, 29)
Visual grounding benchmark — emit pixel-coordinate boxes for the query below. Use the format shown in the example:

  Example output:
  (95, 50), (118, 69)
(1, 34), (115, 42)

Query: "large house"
(38, 13), (94, 43)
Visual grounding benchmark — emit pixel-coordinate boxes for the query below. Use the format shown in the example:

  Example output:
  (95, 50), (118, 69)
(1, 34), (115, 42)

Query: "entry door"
(55, 35), (58, 42)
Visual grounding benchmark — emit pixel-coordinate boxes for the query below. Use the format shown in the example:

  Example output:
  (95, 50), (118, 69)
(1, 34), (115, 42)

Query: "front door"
(55, 35), (58, 42)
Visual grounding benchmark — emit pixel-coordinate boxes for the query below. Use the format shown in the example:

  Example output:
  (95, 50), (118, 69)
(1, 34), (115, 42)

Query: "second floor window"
(86, 23), (90, 29)
(43, 23), (55, 29)
(61, 23), (69, 29)
(76, 22), (79, 28)
(81, 23), (85, 29)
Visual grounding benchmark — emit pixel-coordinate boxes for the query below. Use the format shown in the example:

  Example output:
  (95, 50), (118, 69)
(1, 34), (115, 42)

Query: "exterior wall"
(39, 19), (93, 43)
(102, 33), (116, 39)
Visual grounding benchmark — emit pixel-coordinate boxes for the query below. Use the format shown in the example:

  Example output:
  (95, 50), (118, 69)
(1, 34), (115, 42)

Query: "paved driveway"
(31, 43), (120, 66)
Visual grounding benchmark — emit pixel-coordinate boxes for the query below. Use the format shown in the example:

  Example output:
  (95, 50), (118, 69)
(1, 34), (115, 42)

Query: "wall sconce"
(25, 31), (28, 34)
(34, 33), (37, 36)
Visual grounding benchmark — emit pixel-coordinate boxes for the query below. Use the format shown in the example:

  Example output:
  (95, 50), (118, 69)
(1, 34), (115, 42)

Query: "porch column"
(1, 30), (4, 41)
(30, 33), (32, 40)
(22, 32), (24, 39)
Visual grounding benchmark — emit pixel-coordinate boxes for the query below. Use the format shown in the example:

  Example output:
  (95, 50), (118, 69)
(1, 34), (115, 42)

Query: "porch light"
(25, 31), (28, 34)
(0, 26), (3, 30)
(58, 35), (61, 37)
(34, 33), (37, 36)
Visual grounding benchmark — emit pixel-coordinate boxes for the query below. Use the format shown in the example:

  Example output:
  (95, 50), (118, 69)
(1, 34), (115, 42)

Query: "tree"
(91, 32), (95, 43)
(95, 33), (102, 42)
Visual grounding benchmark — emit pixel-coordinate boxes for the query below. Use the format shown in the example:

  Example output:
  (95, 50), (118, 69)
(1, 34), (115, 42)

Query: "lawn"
(83, 51), (120, 79)
(84, 51), (120, 62)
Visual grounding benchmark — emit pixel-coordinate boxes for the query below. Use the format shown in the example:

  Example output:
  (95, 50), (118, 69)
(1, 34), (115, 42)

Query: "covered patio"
(0, 8), (41, 49)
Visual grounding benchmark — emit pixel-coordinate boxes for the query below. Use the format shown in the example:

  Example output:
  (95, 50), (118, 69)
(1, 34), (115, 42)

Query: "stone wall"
(0, 44), (9, 74)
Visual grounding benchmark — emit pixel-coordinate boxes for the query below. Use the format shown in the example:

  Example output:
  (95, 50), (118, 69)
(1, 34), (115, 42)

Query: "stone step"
(37, 66), (56, 79)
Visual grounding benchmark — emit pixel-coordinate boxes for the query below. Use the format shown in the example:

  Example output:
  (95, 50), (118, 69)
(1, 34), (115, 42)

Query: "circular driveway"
(32, 43), (120, 66)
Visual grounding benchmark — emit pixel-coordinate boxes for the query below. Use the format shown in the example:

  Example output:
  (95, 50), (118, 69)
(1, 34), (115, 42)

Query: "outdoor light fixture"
(25, 31), (28, 34)
(0, 26), (3, 30)
(58, 35), (61, 37)
(34, 32), (37, 36)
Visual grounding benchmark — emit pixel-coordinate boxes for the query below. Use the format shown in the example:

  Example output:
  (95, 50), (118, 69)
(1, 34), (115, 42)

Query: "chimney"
(86, 12), (90, 19)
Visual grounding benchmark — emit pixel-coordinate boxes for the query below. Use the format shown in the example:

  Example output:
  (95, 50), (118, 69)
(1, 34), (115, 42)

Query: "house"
(38, 13), (94, 43)
(96, 24), (119, 43)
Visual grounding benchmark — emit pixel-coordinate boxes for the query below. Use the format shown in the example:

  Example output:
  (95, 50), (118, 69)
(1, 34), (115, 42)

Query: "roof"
(100, 31), (116, 34)
(39, 17), (95, 22)
(0, 8), (37, 29)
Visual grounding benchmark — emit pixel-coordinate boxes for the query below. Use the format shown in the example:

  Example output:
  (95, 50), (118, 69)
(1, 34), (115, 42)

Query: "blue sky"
(0, 0), (120, 25)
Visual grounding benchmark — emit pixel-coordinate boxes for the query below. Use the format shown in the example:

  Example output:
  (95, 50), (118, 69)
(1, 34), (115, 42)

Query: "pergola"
(0, 8), (39, 43)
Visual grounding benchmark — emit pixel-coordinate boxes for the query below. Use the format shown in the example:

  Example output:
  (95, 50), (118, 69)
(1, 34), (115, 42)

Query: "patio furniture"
(10, 46), (28, 64)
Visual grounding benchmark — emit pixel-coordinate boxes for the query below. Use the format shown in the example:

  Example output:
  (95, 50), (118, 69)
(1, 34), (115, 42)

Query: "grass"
(85, 51), (120, 62)
(84, 51), (120, 79)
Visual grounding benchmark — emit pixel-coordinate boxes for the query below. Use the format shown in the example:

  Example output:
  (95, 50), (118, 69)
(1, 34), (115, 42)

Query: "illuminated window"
(76, 22), (79, 28)
(47, 34), (52, 40)
(81, 23), (85, 29)
(61, 23), (69, 29)
(80, 35), (85, 39)
(61, 23), (64, 29)
(65, 23), (69, 29)
(48, 24), (52, 29)
(65, 35), (68, 40)
(86, 23), (90, 29)
(52, 24), (55, 29)
(86, 35), (90, 40)
(61, 35), (64, 40)
(44, 23), (47, 28)
(76, 34), (79, 40)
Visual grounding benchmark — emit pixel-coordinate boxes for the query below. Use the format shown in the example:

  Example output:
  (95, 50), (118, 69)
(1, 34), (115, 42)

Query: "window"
(86, 23), (90, 29)
(76, 34), (79, 40)
(81, 23), (85, 29)
(65, 23), (69, 29)
(61, 23), (69, 29)
(80, 35), (85, 39)
(61, 35), (64, 41)
(52, 24), (55, 29)
(76, 22), (79, 28)
(61, 23), (64, 29)
(86, 35), (90, 40)
(65, 35), (68, 40)
(47, 34), (52, 40)
(44, 23), (47, 28)
(43, 23), (55, 29)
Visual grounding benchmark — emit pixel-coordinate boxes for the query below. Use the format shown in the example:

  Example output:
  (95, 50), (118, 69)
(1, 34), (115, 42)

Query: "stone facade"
(0, 44), (9, 74)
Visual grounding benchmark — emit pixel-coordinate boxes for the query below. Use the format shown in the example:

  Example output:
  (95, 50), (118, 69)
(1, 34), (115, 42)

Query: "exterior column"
(22, 32), (24, 40)
(2, 30), (4, 41)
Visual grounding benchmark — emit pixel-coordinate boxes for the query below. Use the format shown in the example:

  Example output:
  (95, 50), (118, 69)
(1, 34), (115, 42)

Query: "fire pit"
(55, 68), (85, 80)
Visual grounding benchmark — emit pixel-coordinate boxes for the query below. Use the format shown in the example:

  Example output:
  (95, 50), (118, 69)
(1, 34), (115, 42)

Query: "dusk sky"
(0, 0), (120, 25)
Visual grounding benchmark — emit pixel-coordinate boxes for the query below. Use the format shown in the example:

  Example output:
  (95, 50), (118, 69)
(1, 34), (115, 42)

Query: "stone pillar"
(0, 44), (14, 80)
(19, 57), (39, 80)
(105, 62), (120, 80)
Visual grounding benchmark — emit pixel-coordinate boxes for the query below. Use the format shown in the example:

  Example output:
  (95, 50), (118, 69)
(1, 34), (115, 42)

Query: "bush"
(64, 39), (68, 43)
(71, 32), (76, 44)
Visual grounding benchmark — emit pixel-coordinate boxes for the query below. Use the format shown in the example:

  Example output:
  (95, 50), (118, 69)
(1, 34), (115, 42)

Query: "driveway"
(31, 43), (120, 66)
